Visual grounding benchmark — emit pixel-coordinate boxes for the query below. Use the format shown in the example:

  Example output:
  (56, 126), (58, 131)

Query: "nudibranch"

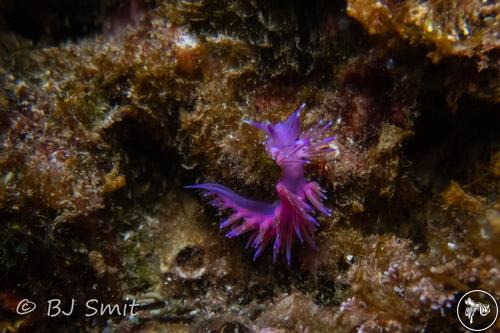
(186, 103), (336, 264)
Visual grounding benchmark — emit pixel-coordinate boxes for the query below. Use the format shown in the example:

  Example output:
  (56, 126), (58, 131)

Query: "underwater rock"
(157, 192), (246, 281)
(346, 0), (500, 61)
(256, 293), (335, 332)
(0, 0), (499, 332)
(346, 0), (500, 103)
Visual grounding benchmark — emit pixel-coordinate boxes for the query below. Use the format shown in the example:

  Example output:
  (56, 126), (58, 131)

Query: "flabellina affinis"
(186, 103), (337, 265)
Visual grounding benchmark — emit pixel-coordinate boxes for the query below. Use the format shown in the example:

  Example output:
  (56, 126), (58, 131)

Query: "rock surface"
(0, 0), (498, 332)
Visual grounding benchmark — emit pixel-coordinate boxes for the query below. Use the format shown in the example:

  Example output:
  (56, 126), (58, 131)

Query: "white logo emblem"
(464, 297), (490, 324)
(457, 290), (498, 331)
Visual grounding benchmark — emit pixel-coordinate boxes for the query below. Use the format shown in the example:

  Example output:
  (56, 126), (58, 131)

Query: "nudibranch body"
(186, 103), (336, 264)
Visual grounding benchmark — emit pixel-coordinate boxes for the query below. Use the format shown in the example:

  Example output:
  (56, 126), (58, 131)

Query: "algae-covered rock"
(0, 0), (499, 332)
(346, 0), (500, 103)
(346, 0), (499, 60)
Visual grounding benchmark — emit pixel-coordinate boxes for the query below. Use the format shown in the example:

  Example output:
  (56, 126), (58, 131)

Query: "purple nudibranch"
(186, 103), (337, 264)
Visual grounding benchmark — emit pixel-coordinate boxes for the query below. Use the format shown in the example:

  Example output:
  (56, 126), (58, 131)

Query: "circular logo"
(457, 290), (498, 331)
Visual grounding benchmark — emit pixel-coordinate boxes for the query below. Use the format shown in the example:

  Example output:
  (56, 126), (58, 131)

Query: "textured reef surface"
(0, 0), (499, 332)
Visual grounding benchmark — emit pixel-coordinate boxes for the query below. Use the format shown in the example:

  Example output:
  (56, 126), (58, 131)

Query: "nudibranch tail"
(186, 103), (336, 264)
(185, 183), (279, 260)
